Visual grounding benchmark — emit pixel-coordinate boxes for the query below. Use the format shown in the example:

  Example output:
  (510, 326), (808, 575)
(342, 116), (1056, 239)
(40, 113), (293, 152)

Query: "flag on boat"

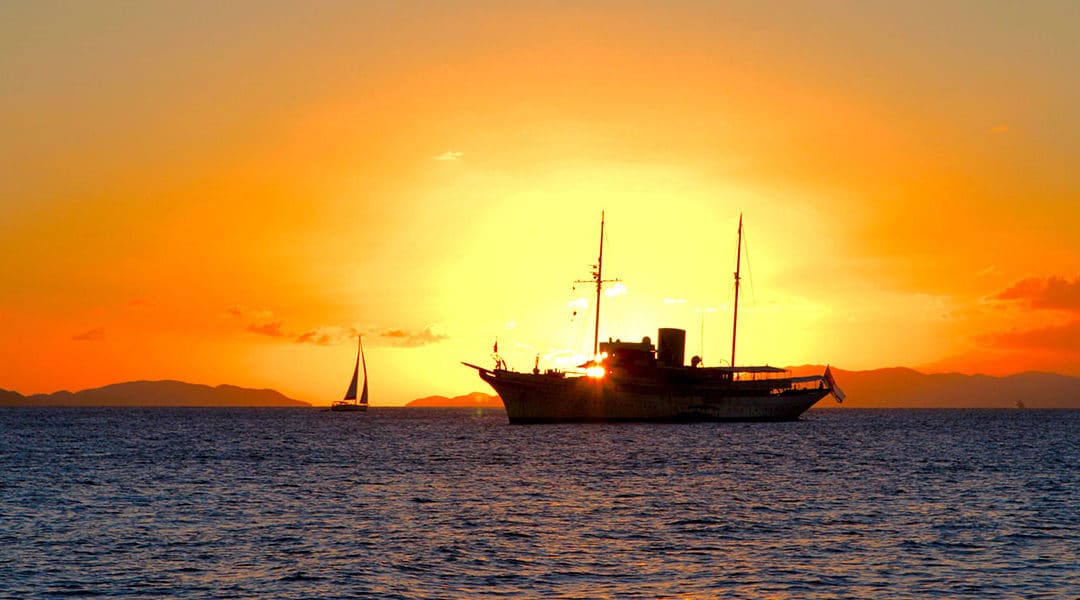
(824, 366), (846, 403)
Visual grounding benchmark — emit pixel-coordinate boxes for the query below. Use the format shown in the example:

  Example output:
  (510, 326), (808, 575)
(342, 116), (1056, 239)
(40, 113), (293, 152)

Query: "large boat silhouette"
(464, 213), (844, 423)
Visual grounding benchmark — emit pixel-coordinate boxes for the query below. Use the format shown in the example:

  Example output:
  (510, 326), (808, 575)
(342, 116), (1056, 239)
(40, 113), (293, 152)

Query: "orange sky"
(2, 2), (1078, 405)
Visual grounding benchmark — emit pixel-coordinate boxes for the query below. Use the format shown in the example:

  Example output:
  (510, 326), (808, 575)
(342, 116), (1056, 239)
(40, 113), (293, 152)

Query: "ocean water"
(1, 407), (1076, 599)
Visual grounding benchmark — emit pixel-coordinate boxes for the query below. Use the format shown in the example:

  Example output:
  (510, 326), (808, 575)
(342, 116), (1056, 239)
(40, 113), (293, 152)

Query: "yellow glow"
(585, 365), (606, 379)
(1, 3), (1077, 404)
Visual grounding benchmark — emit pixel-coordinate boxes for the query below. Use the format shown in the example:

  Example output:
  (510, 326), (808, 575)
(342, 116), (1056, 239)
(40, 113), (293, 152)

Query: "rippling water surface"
(2, 407), (1077, 598)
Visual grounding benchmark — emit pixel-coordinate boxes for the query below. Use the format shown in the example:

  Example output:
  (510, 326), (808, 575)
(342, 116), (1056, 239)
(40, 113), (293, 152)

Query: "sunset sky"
(2, 2), (1077, 406)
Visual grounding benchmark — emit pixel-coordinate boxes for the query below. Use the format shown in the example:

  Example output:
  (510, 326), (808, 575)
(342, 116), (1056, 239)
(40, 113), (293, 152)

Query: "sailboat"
(331, 336), (368, 412)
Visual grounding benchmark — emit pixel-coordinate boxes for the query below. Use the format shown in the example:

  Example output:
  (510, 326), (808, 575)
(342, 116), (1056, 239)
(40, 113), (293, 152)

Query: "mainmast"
(576, 211), (618, 359)
(731, 214), (743, 367)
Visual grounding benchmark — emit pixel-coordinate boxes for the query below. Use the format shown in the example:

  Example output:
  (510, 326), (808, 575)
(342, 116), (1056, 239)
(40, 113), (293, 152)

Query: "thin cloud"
(990, 125), (1009, 134)
(226, 305), (293, 339)
(248, 321), (286, 337)
(73, 327), (105, 342)
(224, 305), (246, 319)
(978, 320), (1080, 353)
(380, 324), (449, 347)
(295, 326), (359, 346)
(225, 304), (442, 348)
(224, 305), (276, 322)
(991, 275), (1080, 313)
(605, 282), (628, 297)
(433, 151), (463, 161)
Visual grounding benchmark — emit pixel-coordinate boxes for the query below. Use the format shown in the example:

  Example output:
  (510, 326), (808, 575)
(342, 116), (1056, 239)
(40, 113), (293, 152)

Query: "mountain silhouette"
(406, 391), (503, 408)
(0, 380), (309, 407)
(417, 367), (1079, 409)
(785, 366), (1079, 408)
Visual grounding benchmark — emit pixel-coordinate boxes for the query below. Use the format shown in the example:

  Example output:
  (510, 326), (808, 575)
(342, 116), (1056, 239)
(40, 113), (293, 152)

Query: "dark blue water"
(2, 408), (1076, 598)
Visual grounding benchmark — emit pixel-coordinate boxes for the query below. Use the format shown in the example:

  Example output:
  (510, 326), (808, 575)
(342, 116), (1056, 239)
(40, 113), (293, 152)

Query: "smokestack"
(657, 328), (686, 367)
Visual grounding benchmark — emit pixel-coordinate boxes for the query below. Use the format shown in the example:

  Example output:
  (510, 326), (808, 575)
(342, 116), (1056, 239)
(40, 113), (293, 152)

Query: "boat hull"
(479, 370), (830, 423)
(330, 402), (367, 412)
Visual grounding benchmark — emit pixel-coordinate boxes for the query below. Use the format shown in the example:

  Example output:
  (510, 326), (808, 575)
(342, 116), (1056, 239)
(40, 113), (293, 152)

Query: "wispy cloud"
(226, 305), (289, 338)
(991, 275), (1080, 313)
(605, 282), (628, 297)
(379, 324), (449, 347)
(295, 326), (359, 346)
(433, 151), (463, 161)
(224, 305), (276, 322)
(978, 320), (1080, 353)
(224, 305), (443, 348)
(73, 327), (105, 342)
(248, 321), (287, 337)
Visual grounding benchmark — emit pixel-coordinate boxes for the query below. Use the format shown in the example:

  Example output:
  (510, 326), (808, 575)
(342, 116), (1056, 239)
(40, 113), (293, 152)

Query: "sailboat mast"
(731, 214), (743, 367)
(593, 211), (605, 358)
(359, 335), (368, 405)
(359, 336), (366, 381)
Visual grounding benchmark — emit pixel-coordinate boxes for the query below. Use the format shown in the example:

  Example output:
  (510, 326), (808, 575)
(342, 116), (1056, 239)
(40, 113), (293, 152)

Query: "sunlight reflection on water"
(2, 407), (1077, 598)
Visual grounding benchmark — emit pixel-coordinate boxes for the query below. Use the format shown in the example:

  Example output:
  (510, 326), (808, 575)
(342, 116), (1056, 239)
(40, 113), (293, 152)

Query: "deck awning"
(786, 374), (826, 384)
(713, 365), (787, 374)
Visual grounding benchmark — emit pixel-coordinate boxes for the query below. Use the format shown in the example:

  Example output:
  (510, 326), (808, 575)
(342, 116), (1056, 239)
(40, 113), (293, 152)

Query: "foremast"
(731, 213), (743, 367)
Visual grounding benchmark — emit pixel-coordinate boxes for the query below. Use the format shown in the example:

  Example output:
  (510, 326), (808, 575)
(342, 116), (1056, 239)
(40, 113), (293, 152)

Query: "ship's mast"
(731, 213), (743, 367)
(594, 211), (605, 358)
(576, 211), (618, 359)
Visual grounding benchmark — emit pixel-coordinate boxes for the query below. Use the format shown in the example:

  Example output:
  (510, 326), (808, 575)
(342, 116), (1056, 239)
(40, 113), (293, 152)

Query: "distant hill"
(407, 391), (502, 408)
(0, 380), (309, 407)
(787, 366), (1080, 409)
(407, 368), (1080, 409)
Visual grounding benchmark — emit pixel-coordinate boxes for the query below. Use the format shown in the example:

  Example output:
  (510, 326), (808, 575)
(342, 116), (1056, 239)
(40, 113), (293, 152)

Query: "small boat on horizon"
(331, 336), (368, 412)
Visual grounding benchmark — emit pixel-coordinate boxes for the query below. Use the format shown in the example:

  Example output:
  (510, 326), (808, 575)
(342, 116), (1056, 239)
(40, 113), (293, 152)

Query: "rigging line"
(742, 225), (756, 306)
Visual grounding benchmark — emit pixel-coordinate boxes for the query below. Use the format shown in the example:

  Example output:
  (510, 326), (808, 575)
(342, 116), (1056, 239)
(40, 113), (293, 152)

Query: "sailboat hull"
(330, 402), (367, 412)
(479, 369), (831, 424)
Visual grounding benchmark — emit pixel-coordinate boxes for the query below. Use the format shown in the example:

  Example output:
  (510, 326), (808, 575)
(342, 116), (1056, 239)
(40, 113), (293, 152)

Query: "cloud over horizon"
(991, 275), (1080, 313)
(248, 321), (287, 337)
(976, 276), (1080, 371)
(295, 326), (360, 346)
(73, 327), (105, 342)
(978, 320), (1080, 354)
(380, 324), (449, 347)
(226, 305), (446, 347)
